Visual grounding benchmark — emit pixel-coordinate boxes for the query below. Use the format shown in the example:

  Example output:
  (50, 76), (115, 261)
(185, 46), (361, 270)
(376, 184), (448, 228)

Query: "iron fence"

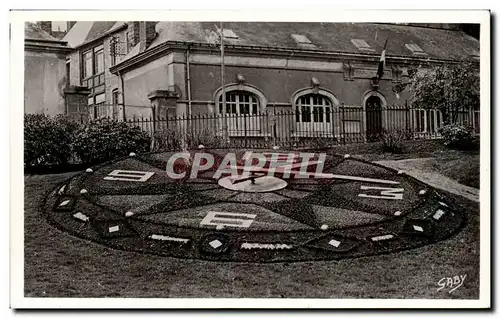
(114, 104), (479, 149)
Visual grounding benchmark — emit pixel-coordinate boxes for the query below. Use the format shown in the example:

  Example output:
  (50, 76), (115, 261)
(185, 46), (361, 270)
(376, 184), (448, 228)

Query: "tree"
(408, 61), (479, 124)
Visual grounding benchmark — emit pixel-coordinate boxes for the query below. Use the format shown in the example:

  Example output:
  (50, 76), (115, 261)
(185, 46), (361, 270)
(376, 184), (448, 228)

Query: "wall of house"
(24, 50), (67, 115)
(103, 30), (127, 119)
(121, 54), (175, 119)
(66, 28), (129, 119)
(187, 56), (411, 108)
(118, 50), (416, 140)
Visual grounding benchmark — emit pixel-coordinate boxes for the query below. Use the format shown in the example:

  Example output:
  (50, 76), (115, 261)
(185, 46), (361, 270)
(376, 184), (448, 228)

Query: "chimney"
(127, 22), (141, 48)
(139, 21), (157, 52)
(38, 21), (52, 35)
(67, 21), (77, 31)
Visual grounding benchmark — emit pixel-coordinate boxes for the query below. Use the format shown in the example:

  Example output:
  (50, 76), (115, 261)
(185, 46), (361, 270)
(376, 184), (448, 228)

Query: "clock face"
(44, 149), (464, 262)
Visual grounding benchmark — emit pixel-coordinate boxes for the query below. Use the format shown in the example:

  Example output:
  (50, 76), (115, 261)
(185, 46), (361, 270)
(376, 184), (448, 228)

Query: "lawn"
(331, 140), (480, 189)
(24, 169), (479, 299)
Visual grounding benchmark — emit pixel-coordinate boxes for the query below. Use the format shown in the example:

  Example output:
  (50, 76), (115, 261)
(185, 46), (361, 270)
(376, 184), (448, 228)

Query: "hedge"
(24, 115), (151, 170)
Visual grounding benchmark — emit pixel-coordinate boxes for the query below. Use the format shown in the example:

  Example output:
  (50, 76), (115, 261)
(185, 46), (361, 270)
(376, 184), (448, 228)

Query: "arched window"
(295, 94), (332, 123)
(218, 91), (260, 115)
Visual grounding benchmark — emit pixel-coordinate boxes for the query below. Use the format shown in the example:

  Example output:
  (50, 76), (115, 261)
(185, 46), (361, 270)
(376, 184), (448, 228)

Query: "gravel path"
(375, 158), (479, 202)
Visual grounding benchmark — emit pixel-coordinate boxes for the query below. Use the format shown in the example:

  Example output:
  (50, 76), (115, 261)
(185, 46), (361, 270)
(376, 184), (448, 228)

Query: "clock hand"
(230, 171), (267, 185)
(295, 171), (400, 185)
(230, 165), (399, 185)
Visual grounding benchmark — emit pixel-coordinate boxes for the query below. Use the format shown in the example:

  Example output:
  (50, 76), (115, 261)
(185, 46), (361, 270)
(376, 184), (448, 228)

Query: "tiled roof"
(25, 22), (63, 42)
(63, 21), (126, 48)
(147, 22), (479, 61)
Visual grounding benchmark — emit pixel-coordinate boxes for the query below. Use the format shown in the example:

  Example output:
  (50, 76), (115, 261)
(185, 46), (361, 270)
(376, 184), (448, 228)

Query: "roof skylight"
(222, 29), (238, 39)
(291, 34), (317, 48)
(351, 39), (374, 51)
(405, 43), (426, 55)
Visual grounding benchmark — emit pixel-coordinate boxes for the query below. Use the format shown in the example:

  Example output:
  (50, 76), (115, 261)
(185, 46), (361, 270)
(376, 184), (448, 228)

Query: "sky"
(51, 21), (67, 31)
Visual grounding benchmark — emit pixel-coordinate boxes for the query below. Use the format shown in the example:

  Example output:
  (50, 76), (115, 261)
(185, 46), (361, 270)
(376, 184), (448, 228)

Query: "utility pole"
(219, 22), (229, 142)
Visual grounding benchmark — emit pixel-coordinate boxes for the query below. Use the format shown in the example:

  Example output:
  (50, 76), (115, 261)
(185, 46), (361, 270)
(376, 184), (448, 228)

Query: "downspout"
(186, 44), (192, 117)
(118, 70), (126, 121)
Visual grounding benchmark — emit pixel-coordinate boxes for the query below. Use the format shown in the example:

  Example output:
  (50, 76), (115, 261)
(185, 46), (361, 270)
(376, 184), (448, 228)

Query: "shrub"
(438, 123), (477, 150)
(185, 128), (225, 149)
(152, 127), (184, 152)
(73, 119), (151, 165)
(307, 135), (336, 150)
(380, 129), (408, 154)
(24, 114), (81, 167)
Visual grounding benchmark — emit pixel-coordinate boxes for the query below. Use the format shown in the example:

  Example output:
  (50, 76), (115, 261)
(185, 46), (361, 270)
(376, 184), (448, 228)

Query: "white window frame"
(294, 94), (333, 137)
(218, 91), (261, 136)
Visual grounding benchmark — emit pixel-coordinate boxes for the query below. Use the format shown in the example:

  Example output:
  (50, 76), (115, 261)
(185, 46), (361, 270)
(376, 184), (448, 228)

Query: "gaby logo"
(164, 151), (326, 180)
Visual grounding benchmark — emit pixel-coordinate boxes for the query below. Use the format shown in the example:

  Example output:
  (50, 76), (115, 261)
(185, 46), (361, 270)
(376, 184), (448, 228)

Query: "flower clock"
(44, 149), (464, 262)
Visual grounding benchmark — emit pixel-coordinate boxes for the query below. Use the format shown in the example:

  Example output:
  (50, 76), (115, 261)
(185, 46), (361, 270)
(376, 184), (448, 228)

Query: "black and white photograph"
(10, 9), (490, 309)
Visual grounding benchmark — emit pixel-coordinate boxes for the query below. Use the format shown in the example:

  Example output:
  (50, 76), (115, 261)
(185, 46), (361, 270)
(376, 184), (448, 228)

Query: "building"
(24, 22), (72, 115)
(63, 21), (156, 120)
(108, 22), (479, 141)
(26, 21), (480, 143)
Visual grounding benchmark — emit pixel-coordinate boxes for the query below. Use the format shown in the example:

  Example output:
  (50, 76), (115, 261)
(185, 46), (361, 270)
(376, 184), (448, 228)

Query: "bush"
(24, 114), (81, 167)
(152, 127), (184, 151)
(73, 120), (151, 165)
(307, 134), (337, 150)
(185, 128), (225, 149)
(380, 129), (408, 154)
(438, 123), (477, 150)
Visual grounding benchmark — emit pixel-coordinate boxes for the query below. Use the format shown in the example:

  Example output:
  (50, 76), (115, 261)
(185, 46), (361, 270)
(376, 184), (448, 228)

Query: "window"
(217, 91), (261, 135)
(90, 93), (107, 119)
(81, 44), (106, 119)
(126, 31), (133, 52)
(291, 34), (317, 48)
(405, 43), (426, 55)
(112, 89), (120, 105)
(94, 46), (104, 74)
(218, 91), (259, 115)
(351, 39), (374, 51)
(95, 92), (105, 104)
(65, 58), (71, 86)
(82, 50), (93, 79)
(222, 29), (238, 39)
(295, 94), (331, 123)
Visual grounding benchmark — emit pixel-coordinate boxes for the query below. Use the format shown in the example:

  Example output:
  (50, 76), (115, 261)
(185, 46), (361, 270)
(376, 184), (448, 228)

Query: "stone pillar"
(64, 86), (90, 123)
(147, 90), (180, 119)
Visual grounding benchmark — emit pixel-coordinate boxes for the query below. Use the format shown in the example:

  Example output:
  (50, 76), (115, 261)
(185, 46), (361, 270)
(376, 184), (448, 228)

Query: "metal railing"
(113, 104), (479, 149)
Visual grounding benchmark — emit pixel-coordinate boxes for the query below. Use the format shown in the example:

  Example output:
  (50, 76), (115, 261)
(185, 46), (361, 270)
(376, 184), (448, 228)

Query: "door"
(365, 96), (383, 141)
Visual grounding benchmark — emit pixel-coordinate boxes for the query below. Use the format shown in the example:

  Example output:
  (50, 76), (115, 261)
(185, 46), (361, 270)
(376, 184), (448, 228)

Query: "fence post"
(244, 111), (247, 148)
(341, 102), (346, 145)
(405, 100), (409, 133)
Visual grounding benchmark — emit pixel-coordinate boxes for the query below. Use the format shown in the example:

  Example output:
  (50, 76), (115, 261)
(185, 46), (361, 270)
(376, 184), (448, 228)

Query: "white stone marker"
(371, 234), (394, 242)
(209, 240), (223, 249)
(73, 212), (89, 222)
(413, 225), (424, 232)
(433, 209), (446, 220)
(328, 239), (341, 248)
